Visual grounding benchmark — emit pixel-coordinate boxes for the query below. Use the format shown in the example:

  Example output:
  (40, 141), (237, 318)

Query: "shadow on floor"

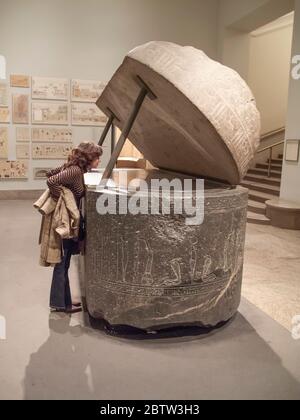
(22, 309), (300, 400)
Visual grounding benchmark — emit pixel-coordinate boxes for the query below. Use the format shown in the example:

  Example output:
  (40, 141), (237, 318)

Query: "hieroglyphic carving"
(141, 240), (154, 286)
(93, 230), (242, 296)
(202, 256), (212, 281)
(161, 259), (182, 287)
(92, 270), (238, 298)
(189, 241), (197, 283)
(120, 237), (129, 283)
(126, 41), (261, 180)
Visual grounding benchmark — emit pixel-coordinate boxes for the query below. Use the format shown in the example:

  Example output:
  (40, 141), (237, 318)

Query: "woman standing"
(46, 141), (103, 313)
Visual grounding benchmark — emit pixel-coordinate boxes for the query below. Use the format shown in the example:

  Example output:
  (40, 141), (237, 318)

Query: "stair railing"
(257, 141), (284, 177)
(260, 127), (285, 141)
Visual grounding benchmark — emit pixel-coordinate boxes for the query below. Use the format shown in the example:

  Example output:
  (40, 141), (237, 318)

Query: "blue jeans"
(50, 239), (77, 309)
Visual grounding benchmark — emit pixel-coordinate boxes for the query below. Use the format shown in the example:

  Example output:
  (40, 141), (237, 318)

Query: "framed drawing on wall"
(0, 81), (8, 107)
(12, 94), (29, 124)
(10, 74), (30, 88)
(16, 127), (31, 142)
(0, 107), (10, 123)
(0, 127), (8, 159)
(33, 167), (53, 180)
(0, 160), (29, 179)
(71, 79), (106, 102)
(32, 127), (72, 143)
(71, 103), (108, 126)
(285, 140), (300, 162)
(16, 143), (30, 159)
(32, 102), (69, 125)
(32, 77), (69, 100)
(32, 143), (73, 159)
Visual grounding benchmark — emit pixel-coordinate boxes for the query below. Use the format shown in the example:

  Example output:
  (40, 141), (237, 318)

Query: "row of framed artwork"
(5, 143), (73, 160)
(0, 127), (73, 159)
(0, 96), (107, 126)
(2, 75), (106, 102)
(0, 75), (108, 179)
(0, 126), (73, 161)
(0, 74), (108, 126)
(0, 160), (57, 180)
(16, 127), (73, 143)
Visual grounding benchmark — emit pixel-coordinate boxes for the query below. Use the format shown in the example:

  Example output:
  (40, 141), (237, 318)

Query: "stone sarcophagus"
(84, 41), (260, 332)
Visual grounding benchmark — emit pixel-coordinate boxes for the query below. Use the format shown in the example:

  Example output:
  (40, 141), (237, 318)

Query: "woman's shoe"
(72, 302), (82, 308)
(50, 306), (66, 313)
(50, 304), (82, 313)
(66, 305), (83, 314)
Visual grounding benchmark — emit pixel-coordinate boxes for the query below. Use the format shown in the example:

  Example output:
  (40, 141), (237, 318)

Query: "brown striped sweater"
(46, 165), (85, 206)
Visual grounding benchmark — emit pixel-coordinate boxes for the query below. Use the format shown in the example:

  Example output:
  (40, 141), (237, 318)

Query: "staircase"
(241, 153), (283, 225)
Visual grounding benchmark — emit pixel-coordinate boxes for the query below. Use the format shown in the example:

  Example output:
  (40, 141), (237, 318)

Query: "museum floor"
(0, 199), (300, 400)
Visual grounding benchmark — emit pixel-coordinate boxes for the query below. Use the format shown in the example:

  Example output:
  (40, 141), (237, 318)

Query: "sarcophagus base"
(84, 169), (248, 331)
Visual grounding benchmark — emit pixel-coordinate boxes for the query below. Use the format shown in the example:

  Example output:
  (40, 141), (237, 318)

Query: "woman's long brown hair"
(62, 141), (103, 172)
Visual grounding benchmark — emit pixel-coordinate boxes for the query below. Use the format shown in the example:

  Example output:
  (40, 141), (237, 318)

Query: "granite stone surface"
(84, 169), (248, 331)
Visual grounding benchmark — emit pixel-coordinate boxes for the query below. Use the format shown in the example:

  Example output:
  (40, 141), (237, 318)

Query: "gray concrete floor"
(0, 199), (300, 400)
(243, 223), (300, 332)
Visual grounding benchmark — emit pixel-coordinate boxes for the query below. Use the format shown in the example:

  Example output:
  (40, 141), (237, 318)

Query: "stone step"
(247, 211), (271, 225)
(241, 180), (280, 196)
(244, 174), (281, 187)
(247, 200), (266, 215)
(247, 189), (279, 203)
(248, 168), (282, 179)
(267, 158), (283, 165)
(256, 163), (282, 171)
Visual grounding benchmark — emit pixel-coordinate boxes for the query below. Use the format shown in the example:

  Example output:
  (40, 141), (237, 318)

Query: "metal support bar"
(268, 147), (272, 178)
(100, 77), (156, 185)
(257, 141), (284, 178)
(111, 124), (116, 155)
(98, 115), (114, 146)
(98, 108), (120, 147)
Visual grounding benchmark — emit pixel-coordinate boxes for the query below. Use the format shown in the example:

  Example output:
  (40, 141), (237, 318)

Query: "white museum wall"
(218, 0), (294, 80)
(0, 0), (219, 191)
(218, 0), (272, 79)
(280, 0), (300, 204)
(248, 15), (294, 135)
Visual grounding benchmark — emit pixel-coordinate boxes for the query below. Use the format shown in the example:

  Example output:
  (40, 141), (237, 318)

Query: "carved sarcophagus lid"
(96, 41), (261, 185)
